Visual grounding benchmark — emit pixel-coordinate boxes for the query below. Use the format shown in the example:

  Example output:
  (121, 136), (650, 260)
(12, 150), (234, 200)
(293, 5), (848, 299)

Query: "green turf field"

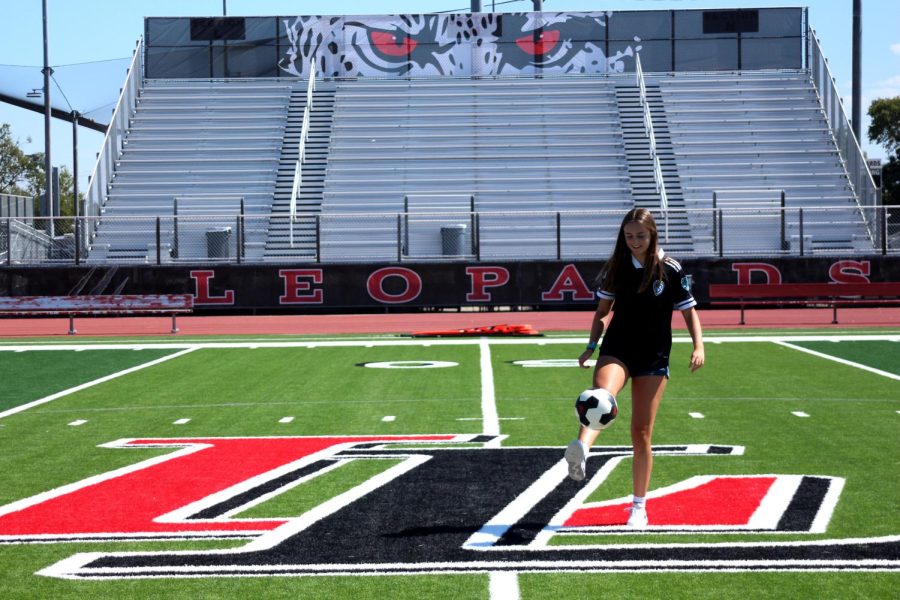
(0, 330), (897, 599)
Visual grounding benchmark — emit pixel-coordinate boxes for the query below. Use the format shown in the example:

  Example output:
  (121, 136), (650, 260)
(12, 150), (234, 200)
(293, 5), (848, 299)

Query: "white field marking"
(1, 334), (898, 353)
(278, 417), (295, 424)
(792, 411), (811, 418)
(456, 417), (524, 421)
(810, 477), (845, 533)
(480, 339), (501, 447)
(774, 341), (900, 381)
(67, 420), (87, 427)
(173, 418), (191, 425)
(466, 454), (589, 549)
(0, 347), (198, 420)
(381, 416), (396, 422)
(489, 571), (520, 600)
(689, 412), (705, 419)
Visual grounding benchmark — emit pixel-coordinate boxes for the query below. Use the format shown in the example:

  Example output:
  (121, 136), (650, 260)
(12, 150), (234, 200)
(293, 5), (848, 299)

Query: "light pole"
(851, 0), (862, 141)
(42, 0), (54, 236)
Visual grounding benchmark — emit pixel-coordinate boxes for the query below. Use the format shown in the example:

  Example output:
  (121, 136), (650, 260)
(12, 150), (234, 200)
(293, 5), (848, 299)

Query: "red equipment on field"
(409, 323), (542, 337)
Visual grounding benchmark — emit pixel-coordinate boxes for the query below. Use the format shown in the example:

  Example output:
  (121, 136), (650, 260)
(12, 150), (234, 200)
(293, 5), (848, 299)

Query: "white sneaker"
(626, 506), (648, 528)
(564, 440), (586, 481)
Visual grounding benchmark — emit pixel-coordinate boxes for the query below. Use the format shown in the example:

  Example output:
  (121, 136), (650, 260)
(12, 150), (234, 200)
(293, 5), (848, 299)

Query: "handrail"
(83, 37), (144, 245)
(635, 54), (669, 239)
(289, 59), (317, 248)
(3, 205), (895, 265)
(807, 27), (879, 245)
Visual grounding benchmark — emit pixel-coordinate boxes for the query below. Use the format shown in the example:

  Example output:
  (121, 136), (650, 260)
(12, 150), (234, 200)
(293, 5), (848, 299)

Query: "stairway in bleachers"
(656, 70), (873, 255)
(265, 83), (336, 260)
(317, 76), (633, 261)
(88, 80), (292, 262)
(615, 85), (692, 254)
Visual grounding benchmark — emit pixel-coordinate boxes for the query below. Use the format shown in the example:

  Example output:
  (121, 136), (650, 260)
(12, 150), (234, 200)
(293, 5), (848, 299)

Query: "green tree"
(0, 122), (79, 216)
(867, 97), (900, 206)
(0, 123), (43, 197)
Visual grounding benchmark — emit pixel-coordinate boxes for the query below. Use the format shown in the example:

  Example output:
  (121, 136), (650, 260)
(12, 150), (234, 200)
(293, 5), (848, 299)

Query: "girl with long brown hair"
(565, 208), (705, 528)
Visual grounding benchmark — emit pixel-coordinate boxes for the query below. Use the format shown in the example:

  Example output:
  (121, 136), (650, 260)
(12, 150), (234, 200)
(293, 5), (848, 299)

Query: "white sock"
(632, 496), (646, 510)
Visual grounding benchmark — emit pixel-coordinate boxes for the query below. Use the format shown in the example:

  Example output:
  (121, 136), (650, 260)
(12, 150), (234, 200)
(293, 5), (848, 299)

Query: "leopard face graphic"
(278, 12), (637, 78)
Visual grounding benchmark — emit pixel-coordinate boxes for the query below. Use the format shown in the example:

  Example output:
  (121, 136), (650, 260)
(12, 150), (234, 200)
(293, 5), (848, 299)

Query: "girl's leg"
(566, 357), (629, 481)
(629, 375), (667, 498)
(577, 357), (628, 447)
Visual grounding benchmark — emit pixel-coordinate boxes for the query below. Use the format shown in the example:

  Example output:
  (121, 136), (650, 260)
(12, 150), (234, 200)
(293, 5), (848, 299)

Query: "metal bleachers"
(655, 70), (871, 254)
(318, 77), (633, 261)
(88, 79), (293, 262)
(79, 67), (880, 263)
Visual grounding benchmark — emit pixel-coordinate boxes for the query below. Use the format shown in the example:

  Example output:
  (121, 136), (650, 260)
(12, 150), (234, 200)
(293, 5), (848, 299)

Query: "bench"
(708, 282), (900, 325)
(0, 294), (194, 335)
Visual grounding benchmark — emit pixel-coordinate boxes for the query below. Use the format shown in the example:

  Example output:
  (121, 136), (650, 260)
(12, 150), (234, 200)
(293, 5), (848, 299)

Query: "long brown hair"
(599, 208), (666, 294)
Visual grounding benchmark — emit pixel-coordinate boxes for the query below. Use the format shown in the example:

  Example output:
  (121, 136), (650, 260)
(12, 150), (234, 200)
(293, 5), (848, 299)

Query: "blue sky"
(1, 0), (898, 191)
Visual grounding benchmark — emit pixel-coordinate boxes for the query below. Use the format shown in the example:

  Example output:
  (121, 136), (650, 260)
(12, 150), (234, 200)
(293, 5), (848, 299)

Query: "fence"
(2, 206), (897, 266)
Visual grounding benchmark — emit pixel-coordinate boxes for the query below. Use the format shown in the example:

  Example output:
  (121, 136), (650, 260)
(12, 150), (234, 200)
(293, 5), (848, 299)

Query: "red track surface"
(0, 308), (897, 338)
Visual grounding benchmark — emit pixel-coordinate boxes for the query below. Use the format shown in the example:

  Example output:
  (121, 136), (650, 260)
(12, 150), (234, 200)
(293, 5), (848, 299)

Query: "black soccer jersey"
(596, 252), (697, 375)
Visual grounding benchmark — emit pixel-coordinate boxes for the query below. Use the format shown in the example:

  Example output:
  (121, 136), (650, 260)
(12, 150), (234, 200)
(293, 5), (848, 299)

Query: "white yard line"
(489, 571), (520, 600)
(774, 341), (900, 381)
(0, 348), (198, 420)
(480, 339), (501, 447)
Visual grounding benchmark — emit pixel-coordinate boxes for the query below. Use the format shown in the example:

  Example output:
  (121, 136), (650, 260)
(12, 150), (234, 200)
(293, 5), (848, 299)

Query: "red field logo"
(0, 436), (896, 578)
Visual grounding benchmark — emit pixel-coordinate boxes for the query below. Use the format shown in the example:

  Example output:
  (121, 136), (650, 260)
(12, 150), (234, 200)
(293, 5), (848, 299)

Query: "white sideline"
(774, 341), (900, 381)
(0, 333), (897, 352)
(0, 348), (198, 420)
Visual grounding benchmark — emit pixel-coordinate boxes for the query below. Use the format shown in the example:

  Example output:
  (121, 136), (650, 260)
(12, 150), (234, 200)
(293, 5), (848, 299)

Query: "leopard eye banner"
(143, 9), (804, 79)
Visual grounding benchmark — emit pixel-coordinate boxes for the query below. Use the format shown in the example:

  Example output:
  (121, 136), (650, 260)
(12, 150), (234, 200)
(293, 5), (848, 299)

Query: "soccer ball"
(575, 389), (618, 431)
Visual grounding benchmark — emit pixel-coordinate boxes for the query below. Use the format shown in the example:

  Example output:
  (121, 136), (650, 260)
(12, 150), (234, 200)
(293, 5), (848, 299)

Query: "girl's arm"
(579, 300), (612, 368)
(681, 306), (705, 372)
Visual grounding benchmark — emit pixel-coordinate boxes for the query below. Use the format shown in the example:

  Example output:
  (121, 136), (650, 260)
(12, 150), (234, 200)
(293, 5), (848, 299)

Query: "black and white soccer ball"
(575, 388), (618, 431)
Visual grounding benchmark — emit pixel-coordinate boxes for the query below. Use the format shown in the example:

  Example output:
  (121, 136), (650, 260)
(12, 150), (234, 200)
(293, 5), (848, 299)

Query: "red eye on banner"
(370, 30), (417, 56)
(515, 29), (561, 55)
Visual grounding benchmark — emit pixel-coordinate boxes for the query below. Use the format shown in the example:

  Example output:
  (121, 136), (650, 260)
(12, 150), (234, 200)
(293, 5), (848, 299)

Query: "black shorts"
(598, 336), (670, 379)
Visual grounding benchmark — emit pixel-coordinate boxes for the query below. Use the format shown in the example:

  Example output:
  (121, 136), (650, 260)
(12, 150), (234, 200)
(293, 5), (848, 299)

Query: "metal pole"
(780, 190), (787, 251)
(533, 0), (543, 10)
(799, 208), (804, 256)
(556, 212), (561, 260)
(155, 217), (161, 265)
(851, 0), (862, 141)
(72, 111), (80, 265)
(315, 214), (321, 263)
(471, 1), (482, 11)
(42, 0), (54, 237)
(223, 0), (227, 16)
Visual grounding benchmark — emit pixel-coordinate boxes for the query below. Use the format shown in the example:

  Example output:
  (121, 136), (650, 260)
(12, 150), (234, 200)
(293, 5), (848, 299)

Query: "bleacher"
(318, 77), (632, 261)
(655, 70), (872, 254)
(88, 79), (293, 262)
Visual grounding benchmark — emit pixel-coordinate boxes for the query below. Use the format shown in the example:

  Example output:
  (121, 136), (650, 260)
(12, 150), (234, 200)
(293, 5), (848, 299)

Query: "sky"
(1, 0), (898, 193)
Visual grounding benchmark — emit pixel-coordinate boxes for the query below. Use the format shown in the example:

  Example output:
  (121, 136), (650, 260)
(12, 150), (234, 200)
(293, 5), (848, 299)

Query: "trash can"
(206, 227), (232, 259)
(440, 224), (467, 256)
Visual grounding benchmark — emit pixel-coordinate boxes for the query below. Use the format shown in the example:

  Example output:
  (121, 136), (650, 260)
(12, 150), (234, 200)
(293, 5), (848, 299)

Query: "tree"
(0, 123), (43, 197)
(867, 97), (900, 206)
(0, 122), (79, 216)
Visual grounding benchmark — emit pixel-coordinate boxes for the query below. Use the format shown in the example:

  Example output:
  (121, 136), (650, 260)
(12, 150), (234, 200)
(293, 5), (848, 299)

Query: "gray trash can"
(440, 224), (467, 256)
(206, 227), (232, 259)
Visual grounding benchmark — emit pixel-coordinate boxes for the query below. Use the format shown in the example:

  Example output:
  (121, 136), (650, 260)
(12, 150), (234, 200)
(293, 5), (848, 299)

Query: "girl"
(565, 208), (705, 528)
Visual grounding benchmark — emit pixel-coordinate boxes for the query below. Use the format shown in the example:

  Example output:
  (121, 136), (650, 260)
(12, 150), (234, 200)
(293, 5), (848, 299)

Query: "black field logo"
(0, 436), (895, 579)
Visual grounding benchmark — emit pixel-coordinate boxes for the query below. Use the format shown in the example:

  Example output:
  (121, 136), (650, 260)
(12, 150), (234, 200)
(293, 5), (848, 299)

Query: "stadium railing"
(2, 206), (897, 266)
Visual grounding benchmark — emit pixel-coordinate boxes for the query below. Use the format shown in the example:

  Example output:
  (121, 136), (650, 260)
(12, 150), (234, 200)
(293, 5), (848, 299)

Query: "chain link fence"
(2, 206), (898, 266)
